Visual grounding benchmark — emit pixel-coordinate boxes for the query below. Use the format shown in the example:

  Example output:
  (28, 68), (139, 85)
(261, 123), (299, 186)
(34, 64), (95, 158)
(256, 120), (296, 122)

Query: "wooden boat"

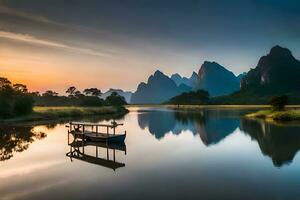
(84, 132), (126, 142)
(67, 121), (126, 143)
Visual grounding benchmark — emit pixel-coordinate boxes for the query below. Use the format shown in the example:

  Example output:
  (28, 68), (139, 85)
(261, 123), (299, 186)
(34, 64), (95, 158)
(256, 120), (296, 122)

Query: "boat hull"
(86, 133), (126, 143)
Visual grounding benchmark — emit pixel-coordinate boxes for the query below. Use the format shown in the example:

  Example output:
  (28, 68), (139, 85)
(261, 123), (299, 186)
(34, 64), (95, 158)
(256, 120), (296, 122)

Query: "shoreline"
(245, 109), (300, 121)
(0, 106), (129, 124)
(127, 104), (300, 110)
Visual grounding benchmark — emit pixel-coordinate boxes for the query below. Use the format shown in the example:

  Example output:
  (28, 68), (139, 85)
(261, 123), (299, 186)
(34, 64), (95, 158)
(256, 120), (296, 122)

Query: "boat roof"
(67, 152), (125, 170)
(70, 122), (123, 128)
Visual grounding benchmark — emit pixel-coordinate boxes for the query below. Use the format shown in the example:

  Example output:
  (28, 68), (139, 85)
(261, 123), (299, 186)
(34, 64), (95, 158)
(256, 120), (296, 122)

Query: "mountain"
(195, 61), (240, 96)
(131, 70), (191, 104)
(241, 45), (300, 94)
(171, 72), (199, 88)
(213, 45), (300, 104)
(237, 72), (247, 82)
(100, 89), (132, 103)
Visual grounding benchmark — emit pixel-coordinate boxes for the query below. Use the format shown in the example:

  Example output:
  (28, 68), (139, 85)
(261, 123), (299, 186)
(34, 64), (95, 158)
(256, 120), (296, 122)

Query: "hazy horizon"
(1, 0), (300, 94)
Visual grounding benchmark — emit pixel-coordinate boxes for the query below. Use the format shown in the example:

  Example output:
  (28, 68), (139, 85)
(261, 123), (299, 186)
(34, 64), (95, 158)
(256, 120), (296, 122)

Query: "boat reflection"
(66, 137), (126, 171)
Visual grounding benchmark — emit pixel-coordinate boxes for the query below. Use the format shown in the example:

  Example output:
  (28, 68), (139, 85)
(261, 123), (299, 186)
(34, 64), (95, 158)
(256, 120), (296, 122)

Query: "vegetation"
(0, 78), (128, 120)
(34, 87), (127, 107)
(269, 95), (288, 111)
(245, 95), (300, 121)
(0, 78), (34, 118)
(105, 91), (127, 106)
(0, 106), (128, 123)
(245, 109), (300, 121)
(33, 106), (128, 119)
(211, 88), (300, 105)
(166, 90), (209, 105)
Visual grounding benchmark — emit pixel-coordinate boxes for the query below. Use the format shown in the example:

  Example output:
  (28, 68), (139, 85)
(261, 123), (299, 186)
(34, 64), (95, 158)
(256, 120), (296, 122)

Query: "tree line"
(0, 78), (127, 118)
(34, 86), (127, 107)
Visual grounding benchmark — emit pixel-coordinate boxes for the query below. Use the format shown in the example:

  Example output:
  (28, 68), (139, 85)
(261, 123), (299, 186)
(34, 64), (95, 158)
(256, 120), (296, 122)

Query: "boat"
(67, 121), (126, 143)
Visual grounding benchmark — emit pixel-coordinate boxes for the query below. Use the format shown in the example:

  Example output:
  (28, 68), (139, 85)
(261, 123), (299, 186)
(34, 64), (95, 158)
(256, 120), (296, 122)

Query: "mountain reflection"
(0, 126), (48, 161)
(240, 119), (300, 167)
(137, 109), (239, 146)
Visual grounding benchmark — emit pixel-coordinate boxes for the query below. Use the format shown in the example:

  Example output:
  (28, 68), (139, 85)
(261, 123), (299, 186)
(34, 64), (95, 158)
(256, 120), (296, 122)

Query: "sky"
(0, 0), (300, 93)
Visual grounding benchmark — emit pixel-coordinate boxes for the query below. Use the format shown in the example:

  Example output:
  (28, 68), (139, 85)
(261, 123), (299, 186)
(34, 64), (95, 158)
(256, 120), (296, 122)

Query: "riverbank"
(127, 104), (300, 110)
(245, 109), (300, 121)
(0, 106), (128, 123)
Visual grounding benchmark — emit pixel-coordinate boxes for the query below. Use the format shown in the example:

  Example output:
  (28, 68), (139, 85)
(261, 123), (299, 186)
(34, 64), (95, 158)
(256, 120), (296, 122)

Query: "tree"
(0, 77), (11, 88)
(83, 88), (101, 96)
(105, 92), (127, 106)
(269, 95), (288, 111)
(13, 84), (28, 93)
(42, 90), (58, 97)
(74, 90), (84, 98)
(0, 78), (33, 118)
(31, 91), (40, 97)
(167, 90), (210, 105)
(66, 86), (77, 97)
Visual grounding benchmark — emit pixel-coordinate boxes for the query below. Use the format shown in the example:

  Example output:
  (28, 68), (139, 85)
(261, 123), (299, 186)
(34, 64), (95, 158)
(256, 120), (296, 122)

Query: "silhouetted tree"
(0, 78), (33, 118)
(269, 95), (288, 111)
(13, 83), (28, 93)
(66, 86), (77, 97)
(74, 90), (84, 98)
(0, 77), (11, 88)
(42, 90), (58, 97)
(83, 88), (101, 96)
(31, 91), (40, 97)
(105, 92), (127, 106)
(167, 90), (210, 105)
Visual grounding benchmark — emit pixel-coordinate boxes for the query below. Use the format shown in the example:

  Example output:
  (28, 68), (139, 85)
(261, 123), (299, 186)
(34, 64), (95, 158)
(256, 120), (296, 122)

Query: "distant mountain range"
(131, 61), (242, 104)
(171, 72), (198, 88)
(131, 70), (191, 104)
(119, 45), (299, 104)
(100, 89), (132, 103)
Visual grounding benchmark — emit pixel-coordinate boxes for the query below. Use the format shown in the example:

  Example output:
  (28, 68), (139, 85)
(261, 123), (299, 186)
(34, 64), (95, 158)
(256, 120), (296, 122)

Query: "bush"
(105, 92), (127, 106)
(14, 94), (34, 115)
(167, 90), (210, 105)
(80, 96), (104, 106)
(269, 95), (288, 111)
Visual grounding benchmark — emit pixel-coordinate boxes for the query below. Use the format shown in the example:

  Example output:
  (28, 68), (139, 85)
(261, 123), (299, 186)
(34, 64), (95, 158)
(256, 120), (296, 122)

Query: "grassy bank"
(245, 109), (300, 121)
(1, 106), (128, 123)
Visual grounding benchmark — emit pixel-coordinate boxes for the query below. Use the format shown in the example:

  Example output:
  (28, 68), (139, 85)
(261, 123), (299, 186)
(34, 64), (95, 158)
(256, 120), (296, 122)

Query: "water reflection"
(0, 126), (48, 161)
(66, 135), (127, 171)
(241, 118), (300, 167)
(1, 108), (300, 199)
(137, 109), (239, 146)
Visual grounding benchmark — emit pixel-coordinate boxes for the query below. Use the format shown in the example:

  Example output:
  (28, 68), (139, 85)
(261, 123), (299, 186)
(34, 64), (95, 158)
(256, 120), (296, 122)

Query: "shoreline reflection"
(241, 118), (300, 167)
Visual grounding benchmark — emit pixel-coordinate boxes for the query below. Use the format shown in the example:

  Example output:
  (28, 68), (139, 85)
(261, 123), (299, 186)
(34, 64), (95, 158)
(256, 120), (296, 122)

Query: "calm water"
(1, 107), (300, 200)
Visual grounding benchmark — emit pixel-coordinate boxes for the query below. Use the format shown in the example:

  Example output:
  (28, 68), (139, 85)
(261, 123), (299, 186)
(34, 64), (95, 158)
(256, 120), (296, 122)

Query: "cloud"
(0, 4), (63, 26)
(0, 30), (113, 57)
(0, 4), (109, 35)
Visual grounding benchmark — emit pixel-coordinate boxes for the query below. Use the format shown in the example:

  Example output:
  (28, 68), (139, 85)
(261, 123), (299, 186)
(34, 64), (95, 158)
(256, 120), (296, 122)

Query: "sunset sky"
(1, 0), (300, 94)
